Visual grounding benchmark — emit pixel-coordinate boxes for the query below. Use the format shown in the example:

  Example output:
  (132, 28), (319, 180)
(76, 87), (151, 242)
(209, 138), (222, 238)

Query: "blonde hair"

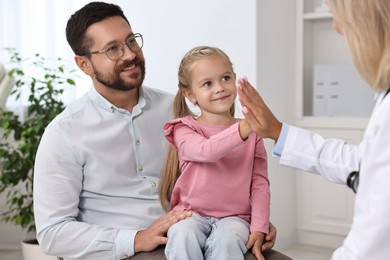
(327, 0), (390, 90)
(159, 46), (236, 211)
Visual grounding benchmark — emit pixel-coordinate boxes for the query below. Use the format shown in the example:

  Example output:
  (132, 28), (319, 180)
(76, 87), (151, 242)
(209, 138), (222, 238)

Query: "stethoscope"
(347, 87), (390, 193)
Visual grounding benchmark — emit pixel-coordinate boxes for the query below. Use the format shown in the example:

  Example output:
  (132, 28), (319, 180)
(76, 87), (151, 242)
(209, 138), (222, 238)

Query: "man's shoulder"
(142, 86), (174, 101)
(49, 94), (90, 127)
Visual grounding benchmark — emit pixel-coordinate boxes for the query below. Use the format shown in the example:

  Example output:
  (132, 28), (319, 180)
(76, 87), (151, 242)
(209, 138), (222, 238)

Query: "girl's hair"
(327, 0), (390, 90)
(159, 46), (236, 211)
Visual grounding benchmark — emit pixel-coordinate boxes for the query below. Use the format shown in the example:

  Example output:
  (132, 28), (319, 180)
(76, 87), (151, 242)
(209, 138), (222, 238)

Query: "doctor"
(238, 0), (390, 259)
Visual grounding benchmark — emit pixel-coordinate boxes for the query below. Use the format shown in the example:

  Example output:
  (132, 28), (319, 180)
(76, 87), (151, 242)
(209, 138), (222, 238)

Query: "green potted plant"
(0, 48), (76, 259)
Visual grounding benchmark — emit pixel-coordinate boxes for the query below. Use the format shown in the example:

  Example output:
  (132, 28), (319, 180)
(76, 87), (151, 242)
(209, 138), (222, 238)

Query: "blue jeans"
(165, 213), (250, 260)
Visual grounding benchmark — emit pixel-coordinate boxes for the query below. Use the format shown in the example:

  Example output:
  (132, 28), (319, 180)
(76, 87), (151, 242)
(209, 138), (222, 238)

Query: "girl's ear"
(182, 89), (196, 105)
(75, 55), (93, 76)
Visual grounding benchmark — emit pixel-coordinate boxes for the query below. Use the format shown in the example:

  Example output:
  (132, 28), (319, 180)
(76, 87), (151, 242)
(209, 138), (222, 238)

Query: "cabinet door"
(296, 128), (362, 247)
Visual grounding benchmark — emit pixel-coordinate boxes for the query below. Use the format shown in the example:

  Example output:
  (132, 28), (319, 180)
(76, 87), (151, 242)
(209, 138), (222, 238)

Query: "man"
(34, 2), (281, 259)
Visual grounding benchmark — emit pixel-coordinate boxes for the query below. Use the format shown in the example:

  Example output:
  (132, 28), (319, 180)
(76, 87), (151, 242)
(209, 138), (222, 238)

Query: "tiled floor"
(0, 244), (334, 260)
(280, 244), (334, 260)
(0, 249), (23, 260)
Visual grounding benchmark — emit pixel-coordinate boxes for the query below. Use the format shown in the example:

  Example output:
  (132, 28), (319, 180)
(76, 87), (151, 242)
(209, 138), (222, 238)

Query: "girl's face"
(183, 55), (236, 119)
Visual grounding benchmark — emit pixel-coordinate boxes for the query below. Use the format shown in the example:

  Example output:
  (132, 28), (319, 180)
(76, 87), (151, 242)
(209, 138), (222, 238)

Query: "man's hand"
(237, 77), (282, 141)
(134, 210), (192, 253)
(262, 222), (277, 252)
(246, 231), (265, 260)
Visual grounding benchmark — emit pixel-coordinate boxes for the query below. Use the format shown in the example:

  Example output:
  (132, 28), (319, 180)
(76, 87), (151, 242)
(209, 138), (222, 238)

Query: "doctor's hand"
(134, 210), (192, 253)
(237, 77), (282, 141)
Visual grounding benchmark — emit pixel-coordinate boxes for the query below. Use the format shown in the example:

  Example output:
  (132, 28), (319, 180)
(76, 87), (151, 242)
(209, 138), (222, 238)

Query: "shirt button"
(152, 181), (157, 187)
(138, 166), (143, 172)
(136, 139), (141, 145)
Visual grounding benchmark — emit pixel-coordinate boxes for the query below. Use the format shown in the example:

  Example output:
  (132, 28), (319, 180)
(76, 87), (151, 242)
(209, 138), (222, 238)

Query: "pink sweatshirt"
(164, 116), (270, 234)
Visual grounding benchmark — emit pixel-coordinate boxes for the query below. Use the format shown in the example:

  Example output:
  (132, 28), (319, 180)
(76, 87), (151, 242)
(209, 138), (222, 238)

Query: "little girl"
(160, 46), (270, 260)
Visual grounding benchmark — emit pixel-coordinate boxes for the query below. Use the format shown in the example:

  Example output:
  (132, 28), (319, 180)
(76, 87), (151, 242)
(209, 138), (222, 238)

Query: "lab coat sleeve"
(279, 125), (361, 184)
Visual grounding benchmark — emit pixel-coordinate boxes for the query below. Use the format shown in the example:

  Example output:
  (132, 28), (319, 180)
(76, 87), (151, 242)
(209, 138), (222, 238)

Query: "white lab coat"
(280, 89), (390, 259)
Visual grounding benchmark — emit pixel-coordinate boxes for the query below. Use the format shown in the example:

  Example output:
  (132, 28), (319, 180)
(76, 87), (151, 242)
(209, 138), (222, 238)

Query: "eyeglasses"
(89, 33), (143, 60)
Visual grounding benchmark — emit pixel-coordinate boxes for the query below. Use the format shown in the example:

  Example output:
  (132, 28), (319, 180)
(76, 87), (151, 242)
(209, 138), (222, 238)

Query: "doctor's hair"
(66, 2), (130, 56)
(326, 0), (390, 90)
(159, 46), (236, 210)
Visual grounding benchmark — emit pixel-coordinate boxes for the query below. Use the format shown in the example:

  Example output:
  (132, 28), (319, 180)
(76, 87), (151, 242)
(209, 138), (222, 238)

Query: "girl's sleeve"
(250, 137), (270, 234)
(164, 119), (245, 163)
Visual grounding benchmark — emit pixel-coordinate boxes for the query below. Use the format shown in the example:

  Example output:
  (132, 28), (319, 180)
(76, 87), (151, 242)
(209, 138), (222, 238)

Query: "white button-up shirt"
(34, 86), (173, 259)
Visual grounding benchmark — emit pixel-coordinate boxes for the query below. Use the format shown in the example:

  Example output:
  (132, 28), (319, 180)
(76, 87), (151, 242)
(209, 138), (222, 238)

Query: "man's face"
(86, 16), (145, 91)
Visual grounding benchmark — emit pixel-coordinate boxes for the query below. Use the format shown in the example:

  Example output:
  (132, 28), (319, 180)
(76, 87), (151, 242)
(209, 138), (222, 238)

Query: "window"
(0, 0), (90, 108)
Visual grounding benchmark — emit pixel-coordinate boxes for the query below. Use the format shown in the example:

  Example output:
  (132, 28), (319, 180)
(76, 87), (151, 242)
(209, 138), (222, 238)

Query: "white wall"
(0, 0), (258, 96)
(121, 0), (258, 94)
(257, 0), (297, 249)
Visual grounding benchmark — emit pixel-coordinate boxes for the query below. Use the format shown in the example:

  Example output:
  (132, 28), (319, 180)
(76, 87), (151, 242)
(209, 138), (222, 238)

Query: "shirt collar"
(88, 86), (147, 114)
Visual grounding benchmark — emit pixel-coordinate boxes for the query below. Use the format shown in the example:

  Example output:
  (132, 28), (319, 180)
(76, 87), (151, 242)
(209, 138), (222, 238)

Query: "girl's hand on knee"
(246, 231), (265, 260)
(262, 222), (276, 251)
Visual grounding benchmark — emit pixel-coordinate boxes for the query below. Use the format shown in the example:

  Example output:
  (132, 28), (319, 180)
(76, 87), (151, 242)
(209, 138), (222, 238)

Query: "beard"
(92, 58), (146, 91)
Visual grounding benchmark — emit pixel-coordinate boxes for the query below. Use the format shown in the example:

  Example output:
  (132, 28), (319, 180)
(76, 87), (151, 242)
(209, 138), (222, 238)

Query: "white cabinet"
(296, 128), (361, 248)
(296, 0), (375, 119)
(294, 0), (372, 248)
